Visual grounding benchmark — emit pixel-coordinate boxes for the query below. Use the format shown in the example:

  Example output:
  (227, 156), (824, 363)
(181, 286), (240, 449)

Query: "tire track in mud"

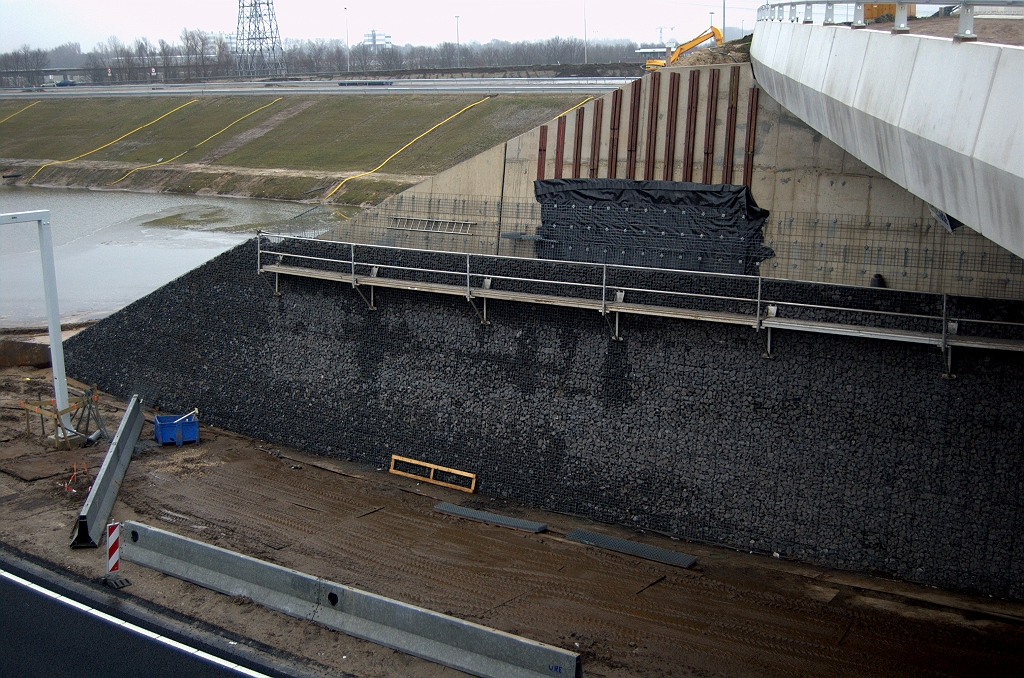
(118, 446), (1024, 678)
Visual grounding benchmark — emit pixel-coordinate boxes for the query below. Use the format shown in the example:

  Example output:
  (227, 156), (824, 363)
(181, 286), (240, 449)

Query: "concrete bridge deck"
(751, 16), (1024, 259)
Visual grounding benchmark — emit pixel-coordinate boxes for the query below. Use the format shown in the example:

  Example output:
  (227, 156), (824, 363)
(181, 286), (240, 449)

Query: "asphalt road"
(1, 77), (632, 98)
(0, 565), (287, 678)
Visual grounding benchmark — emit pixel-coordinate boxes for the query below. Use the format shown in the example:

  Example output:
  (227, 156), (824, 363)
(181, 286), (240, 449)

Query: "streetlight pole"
(455, 15), (461, 68)
(345, 7), (350, 72)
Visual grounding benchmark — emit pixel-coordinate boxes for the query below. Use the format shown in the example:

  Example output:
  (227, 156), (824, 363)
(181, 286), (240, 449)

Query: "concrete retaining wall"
(335, 62), (1024, 299)
(65, 240), (1024, 599)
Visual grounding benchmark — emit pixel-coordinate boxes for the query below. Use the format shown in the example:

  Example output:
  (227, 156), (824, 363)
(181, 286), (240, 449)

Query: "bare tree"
(349, 43), (373, 72)
(215, 36), (232, 77)
(158, 39), (177, 80)
(48, 42), (83, 68)
(436, 42), (458, 68)
(181, 29), (200, 80)
(377, 47), (404, 71)
(304, 39), (329, 73)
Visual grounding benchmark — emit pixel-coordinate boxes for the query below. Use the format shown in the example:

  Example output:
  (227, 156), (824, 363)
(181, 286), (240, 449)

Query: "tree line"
(1, 32), (643, 86)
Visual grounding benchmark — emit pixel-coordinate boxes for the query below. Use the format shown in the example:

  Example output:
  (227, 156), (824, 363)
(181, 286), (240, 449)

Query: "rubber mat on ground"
(566, 529), (697, 568)
(435, 502), (548, 533)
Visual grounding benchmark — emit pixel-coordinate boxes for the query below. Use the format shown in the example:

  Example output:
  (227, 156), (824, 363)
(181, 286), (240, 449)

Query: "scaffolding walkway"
(257, 234), (1024, 372)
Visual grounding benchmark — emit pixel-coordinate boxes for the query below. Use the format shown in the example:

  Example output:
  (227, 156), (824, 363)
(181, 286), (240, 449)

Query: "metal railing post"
(789, 3), (798, 22)
(955, 4), (977, 41)
(350, 243), (356, 287)
(601, 264), (607, 315)
(756, 276), (763, 331)
(256, 231), (261, 273)
(852, 2), (866, 28)
(941, 293), (948, 351)
(803, 2), (814, 23)
(824, 2), (835, 25)
(893, 2), (909, 33)
(466, 253), (471, 297)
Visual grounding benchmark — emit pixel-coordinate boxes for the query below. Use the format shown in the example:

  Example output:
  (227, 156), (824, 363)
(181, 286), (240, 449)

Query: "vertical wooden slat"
(589, 98), (604, 178)
(625, 79), (642, 179)
(663, 72), (681, 182)
(702, 68), (721, 185)
(537, 125), (548, 181)
(644, 71), (661, 181)
(682, 70), (700, 182)
(607, 90), (623, 179)
(743, 87), (760, 188)
(722, 66), (741, 185)
(554, 115), (567, 179)
(572, 108), (585, 179)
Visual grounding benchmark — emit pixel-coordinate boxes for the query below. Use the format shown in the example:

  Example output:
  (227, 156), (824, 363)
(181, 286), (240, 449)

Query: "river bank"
(0, 93), (585, 205)
(1, 157), (415, 205)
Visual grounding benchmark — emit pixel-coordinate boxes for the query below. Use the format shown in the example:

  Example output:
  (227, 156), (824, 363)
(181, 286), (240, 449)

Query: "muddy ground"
(1, 365), (1023, 677)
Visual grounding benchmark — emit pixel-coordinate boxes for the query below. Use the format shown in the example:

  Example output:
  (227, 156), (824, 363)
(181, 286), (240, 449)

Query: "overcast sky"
(0, 0), (768, 53)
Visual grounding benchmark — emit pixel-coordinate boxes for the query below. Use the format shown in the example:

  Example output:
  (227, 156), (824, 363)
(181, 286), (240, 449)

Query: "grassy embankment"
(0, 93), (583, 205)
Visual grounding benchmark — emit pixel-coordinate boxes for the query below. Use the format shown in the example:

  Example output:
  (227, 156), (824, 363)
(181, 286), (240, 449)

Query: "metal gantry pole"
(1, 210), (72, 430)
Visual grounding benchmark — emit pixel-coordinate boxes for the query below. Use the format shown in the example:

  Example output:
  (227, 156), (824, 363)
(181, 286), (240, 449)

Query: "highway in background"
(1, 77), (632, 98)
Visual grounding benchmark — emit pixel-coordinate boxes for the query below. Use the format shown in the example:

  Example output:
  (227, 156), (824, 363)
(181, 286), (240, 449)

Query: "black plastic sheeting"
(534, 179), (773, 275)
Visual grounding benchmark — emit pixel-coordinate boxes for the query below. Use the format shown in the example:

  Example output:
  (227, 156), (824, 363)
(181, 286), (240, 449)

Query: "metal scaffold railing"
(256, 233), (1024, 373)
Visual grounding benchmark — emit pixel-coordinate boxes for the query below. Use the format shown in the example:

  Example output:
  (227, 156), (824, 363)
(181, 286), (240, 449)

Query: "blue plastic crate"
(153, 414), (200, 446)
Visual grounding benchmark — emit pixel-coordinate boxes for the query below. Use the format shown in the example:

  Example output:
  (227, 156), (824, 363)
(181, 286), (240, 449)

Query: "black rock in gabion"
(65, 238), (1024, 600)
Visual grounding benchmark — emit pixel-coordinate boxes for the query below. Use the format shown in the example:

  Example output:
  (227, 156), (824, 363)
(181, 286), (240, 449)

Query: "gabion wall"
(65, 239), (1024, 599)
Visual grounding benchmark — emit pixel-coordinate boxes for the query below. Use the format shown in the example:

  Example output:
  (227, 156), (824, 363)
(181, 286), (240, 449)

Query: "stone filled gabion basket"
(65, 238), (1024, 600)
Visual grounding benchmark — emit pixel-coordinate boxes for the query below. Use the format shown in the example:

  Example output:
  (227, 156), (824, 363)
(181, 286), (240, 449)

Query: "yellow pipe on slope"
(27, 99), (199, 182)
(555, 96), (594, 119)
(323, 96), (491, 201)
(109, 97), (283, 185)
(0, 100), (40, 125)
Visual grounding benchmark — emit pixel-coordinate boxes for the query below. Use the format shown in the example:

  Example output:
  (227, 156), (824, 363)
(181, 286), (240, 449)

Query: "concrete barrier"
(70, 395), (143, 548)
(121, 521), (581, 678)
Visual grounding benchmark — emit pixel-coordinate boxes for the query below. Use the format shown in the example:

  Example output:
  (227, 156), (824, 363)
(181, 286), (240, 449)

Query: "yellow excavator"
(644, 26), (724, 71)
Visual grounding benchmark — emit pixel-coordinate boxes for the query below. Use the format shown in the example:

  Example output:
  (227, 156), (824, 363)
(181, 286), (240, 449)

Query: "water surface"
(0, 186), (304, 327)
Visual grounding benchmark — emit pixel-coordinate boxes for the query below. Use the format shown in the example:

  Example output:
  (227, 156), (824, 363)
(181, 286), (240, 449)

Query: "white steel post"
(893, 3), (909, 33)
(824, 2), (836, 25)
(852, 2), (866, 28)
(1, 210), (73, 430)
(803, 2), (814, 23)
(955, 4), (977, 41)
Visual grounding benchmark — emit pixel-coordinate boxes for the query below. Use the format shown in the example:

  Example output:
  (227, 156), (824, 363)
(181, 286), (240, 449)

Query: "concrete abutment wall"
(65, 240), (1024, 599)
(335, 62), (1024, 300)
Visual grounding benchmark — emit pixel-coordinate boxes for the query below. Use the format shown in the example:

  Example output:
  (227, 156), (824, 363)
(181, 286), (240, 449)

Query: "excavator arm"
(645, 26), (724, 71)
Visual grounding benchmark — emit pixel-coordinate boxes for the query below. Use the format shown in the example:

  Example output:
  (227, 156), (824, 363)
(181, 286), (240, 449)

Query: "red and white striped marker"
(106, 523), (120, 574)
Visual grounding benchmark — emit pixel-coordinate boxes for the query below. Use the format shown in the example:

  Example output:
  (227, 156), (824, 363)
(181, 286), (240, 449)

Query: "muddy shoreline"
(1, 158), (416, 205)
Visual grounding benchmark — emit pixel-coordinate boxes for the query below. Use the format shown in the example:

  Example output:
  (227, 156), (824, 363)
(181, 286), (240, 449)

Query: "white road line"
(0, 567), (273, 678)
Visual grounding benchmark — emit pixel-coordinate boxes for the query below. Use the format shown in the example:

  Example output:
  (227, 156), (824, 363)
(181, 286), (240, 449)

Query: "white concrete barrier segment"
(751, 22), (1024, 259)
(121, 521), (581, 678)
(70, 395), (144, 548)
